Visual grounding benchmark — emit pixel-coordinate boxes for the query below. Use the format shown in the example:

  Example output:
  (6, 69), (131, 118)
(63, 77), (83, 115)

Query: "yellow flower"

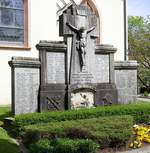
(129, 124), (150, 149)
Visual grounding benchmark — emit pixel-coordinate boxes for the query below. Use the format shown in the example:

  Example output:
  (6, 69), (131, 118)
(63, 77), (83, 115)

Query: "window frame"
(0, 0), (30, 50)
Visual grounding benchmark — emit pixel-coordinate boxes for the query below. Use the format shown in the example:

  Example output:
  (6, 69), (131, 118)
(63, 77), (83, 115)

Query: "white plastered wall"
(74, 0), (125, 60)
(0, 0), (125, 105)
(0, 0), (61, 105)
(94, 0), (125, 60)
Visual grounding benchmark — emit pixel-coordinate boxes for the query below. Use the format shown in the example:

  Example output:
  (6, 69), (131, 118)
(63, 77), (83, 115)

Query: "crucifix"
(66, 22), (96, 67)
(59, 4), (98, 83)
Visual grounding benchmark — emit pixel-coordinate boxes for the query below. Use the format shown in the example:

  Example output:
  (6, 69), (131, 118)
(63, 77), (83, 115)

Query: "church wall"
(0, 0), (125, 105)
(94, 0), (125, 60)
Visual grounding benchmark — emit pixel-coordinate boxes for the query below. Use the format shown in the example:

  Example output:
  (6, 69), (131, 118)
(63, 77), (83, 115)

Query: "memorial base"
(95, 83), (118, 106)
(39, 84), (66, 112)
(67, 83), (118, 109)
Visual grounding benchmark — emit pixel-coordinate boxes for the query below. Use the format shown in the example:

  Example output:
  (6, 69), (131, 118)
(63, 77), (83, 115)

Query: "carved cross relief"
(60, 4), (98, 69)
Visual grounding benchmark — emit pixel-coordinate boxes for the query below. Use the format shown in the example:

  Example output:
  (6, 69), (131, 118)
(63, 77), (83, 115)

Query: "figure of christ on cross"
(66, 22), (96, 68)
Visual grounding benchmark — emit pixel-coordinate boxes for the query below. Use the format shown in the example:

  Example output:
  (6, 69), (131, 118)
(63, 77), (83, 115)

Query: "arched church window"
(0, 0), (29, 48)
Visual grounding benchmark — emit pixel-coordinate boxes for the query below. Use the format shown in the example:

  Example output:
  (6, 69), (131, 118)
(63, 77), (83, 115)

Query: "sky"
(128, 0), (150, 17)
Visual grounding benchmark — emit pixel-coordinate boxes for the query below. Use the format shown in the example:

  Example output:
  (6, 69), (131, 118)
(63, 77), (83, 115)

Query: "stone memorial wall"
(9, 3), (138, 114)
(36, 4), (119, 111)
(9, 57), (40, 115)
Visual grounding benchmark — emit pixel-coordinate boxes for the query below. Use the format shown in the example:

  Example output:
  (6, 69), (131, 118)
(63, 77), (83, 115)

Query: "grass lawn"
(0, 106), (21, 153)
(0, 106), (11, 122)
(0, 127), (20, 153)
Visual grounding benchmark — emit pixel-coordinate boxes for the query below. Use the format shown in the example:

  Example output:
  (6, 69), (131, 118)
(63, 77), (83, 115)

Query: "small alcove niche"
(56, 0), (100, 43)
(71, 86), (96, 109)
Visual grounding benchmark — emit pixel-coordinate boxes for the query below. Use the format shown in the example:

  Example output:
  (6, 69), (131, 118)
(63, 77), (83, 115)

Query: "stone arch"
(80, 0), (99, 17)
(80, 0), (100, 43)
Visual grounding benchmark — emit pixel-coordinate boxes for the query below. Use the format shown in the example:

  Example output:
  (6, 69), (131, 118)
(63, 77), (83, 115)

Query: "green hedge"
(29, 138), (99, 153)
(24, 115), (133, 148)
(15, 102), (150, 126)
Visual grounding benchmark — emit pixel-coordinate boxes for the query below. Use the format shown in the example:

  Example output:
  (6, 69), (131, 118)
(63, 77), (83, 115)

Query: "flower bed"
(130, 124), (150, 148)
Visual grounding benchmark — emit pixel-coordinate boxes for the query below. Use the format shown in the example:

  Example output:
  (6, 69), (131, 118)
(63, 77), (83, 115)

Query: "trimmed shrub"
(24, 115), (133, 148)
(23, 130), (41, 146)
(29, 138), (99, 153)
(65, 127), (92, 139)
(15, 102), (150, 126)
(29, 139), (53, 153)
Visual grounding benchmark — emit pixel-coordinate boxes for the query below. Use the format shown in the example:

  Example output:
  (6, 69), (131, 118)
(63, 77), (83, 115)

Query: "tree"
(128, 16), (150, 92)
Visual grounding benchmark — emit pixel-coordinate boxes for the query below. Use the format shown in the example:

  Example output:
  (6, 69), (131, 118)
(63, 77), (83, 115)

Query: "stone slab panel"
(46, 52), (65, 84)
(94, 55), (109, 83)
(115, 69), (137, 104)
(14, 68), (39, 114)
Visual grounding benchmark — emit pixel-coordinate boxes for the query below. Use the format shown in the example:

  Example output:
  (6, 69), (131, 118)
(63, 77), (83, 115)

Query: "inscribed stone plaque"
(71, 91), (94, 109)
(95, 55), (109, 83)
(46, 52), (65, 84)
(15, 68), (39, 114)
(72, 72), (94, 84)
(115, 69), (137, 104)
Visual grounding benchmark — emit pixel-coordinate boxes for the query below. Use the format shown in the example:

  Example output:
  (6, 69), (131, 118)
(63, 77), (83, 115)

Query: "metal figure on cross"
(66, 22), (96, 68)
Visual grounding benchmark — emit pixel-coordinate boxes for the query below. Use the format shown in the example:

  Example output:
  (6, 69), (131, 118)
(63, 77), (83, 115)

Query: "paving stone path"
(137, 97), (150, 102)
(116, 145), (150, 153)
